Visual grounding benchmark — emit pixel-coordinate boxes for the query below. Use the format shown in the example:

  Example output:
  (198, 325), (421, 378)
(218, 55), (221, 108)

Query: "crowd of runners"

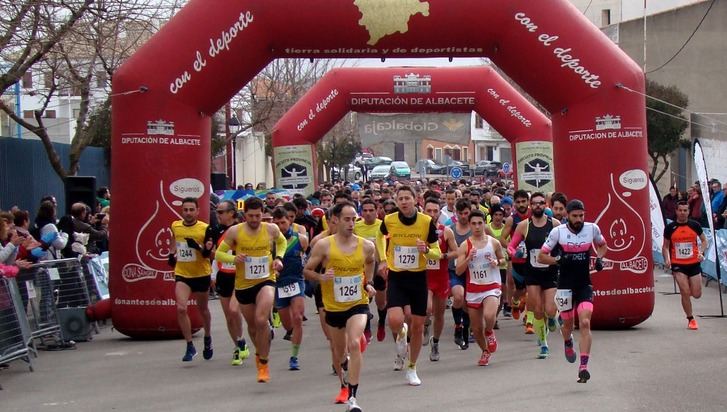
(161, 177), (708, 412)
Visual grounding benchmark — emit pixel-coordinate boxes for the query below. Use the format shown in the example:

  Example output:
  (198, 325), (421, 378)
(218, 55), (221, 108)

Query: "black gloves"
(594, 257), (604, 271)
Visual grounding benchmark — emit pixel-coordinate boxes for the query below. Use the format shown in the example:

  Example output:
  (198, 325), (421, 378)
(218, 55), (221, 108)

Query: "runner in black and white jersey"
(538, 200), (607, 383)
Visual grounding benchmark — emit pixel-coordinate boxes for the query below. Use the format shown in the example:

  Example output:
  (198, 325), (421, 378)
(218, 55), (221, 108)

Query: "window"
(487, 146), (495, 161)
(434, 148), (442, 162)
(73, 108), (81, 119)
(22, 71), (33, 88)
(23, 110), (35, 119)
(44, 72), (54, 88)
(426, 147), (434, 159)
(474, 114), (484, 129)
(462, 147), (468, 163)
(44, 110), (56, 119)
(601, 9), (611, 26)
(96, 71), (108, 88)
(453, 148), (461, 161)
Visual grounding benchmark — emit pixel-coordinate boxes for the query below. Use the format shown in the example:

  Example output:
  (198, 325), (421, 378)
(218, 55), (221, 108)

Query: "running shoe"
(239, 342), (250, 360)
(203, 336), (213, 360)
(454, 325), (465, 348)
(289, 356), (300, 371)
(577, 367), (591, 383)
(503, 305), (512, 318)
(377, 324), (386, 342)
(405, 366), (422, 386)
(478, 351), (491, 366)
(525, 323), (534, 335)
(272, 311), (282, 328)
(359, 335), (368, 353)
(429, 338), (440, 362)
(347, 396), (362, 412)
(283, 329), (292, 341)
(393, 354), (405, 371)
(334, 387), (349, 404)
(468, 331), (475, 344)
(423, 318), (431, 345)
(231, 347), (242, 366)
(486, 332), (497, 353)
(688, 319), (698, 330)
(364, 328), (372, 344)
(512, 299), (522, 320)
(564, 335), (576, 363)
(257, 363), (270, 383)
(182, 343), (197, 362)
(396, 323), (409, 360)
(538, 345), (549, 359)
(547, 316), (558, 333)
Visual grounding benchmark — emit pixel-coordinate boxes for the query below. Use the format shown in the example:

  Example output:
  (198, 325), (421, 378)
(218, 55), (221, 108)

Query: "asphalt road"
(2, 269), (726, 412)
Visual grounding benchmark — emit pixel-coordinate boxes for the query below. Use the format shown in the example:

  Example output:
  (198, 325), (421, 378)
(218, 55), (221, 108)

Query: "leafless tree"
(0, 0), (183, 178)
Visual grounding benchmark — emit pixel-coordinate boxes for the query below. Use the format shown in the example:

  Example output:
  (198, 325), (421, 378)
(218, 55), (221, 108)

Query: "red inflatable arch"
(271, 66), (553, 194)
(111, 0), (651, 337)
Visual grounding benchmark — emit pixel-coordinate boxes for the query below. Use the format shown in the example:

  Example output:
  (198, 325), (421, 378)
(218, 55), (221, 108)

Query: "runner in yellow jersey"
(378, 185), (441, 386)
(215, 197), (286, 383)
(354, 198), (387, 343)
(168, 197), (214, 362)
(305, 201), (376, 412)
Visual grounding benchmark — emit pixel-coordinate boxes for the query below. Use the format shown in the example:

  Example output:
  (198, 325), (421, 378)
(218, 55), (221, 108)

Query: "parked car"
(474, 160), (502, 176)
(369, 164), (392, 180)
(331, 165), (363, 181)
(390, 161), (411, 180)
(446, 160), (471, 176)
(364, 156), (393, 168)
(414, 159), (447, 175)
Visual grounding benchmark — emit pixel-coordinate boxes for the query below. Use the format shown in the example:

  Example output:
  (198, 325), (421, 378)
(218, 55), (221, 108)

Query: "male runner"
(272, 207), (308, 370)
(305, 202), (376, 412)
(209, 200), (249, 365)
(485, 204), (511, 318)
(354, 198), (387, 342)
(662, 201), (708, 330)
(215, 197), (286, 383)
(378, 185), (441, 385)
(508, 192), (560, 358)
(456, 210), (504, 366)
(538, 199), (606, 382)
(169, 197), (213, 362)
(423, 197), (458, 361)
(502, 190), (530, 323)
(449, 198), (472, 349)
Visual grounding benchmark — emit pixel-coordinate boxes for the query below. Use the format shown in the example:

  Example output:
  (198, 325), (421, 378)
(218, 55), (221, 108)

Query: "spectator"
(96, 187), (111, 211)
(12, 210), (40, 264)
(662, 186), (679, 221)
(69, 202), (109, 255)
(31, 200), (68, 261)
(0, 211), (21, 264)
(715, 183), (727, 229)
(710, 179), (724, 213)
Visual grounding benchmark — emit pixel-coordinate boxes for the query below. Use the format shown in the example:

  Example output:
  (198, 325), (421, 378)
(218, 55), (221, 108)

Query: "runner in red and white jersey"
(423, 197), (458, 362)
(455, 209), (504, 367)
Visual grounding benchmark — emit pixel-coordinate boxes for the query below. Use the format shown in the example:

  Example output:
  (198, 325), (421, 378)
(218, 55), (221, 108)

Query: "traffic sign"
(450, 167), (462, 179)
(502, 162), (511, 174)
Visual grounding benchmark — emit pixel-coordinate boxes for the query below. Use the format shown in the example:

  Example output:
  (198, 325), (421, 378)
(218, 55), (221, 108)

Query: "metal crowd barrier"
(15, 265), (61, 343)
(0, 276), (34, 371)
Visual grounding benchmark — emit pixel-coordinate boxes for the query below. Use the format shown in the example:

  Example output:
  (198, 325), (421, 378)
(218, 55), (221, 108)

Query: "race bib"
(426, 258), (440, 270)
(334, 275), (362, 303)
(278, 282), (300, 298)
(468, 252), (491, 285)
(530, 249), (549, 268)
(554, 289), (573, 312)
(675, 242), (693, 260)
(394, 246), (419, 270)
(176, 242), (195, 262)
(244, 256), (269, 279)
